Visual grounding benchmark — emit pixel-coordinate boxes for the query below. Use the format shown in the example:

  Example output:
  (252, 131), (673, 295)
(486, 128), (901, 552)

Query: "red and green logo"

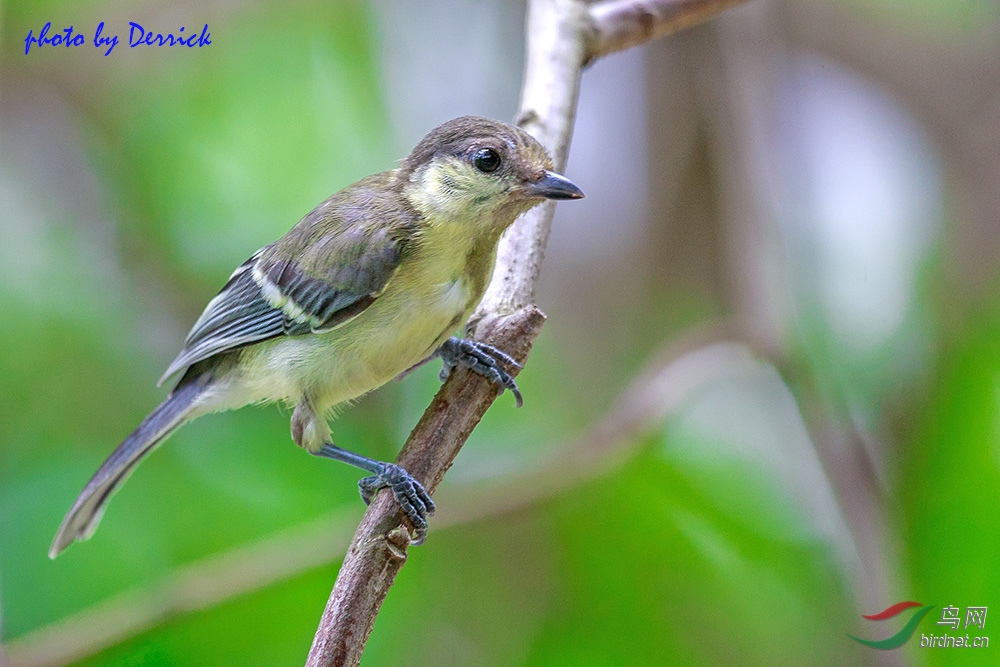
(849, 601), (936, 650)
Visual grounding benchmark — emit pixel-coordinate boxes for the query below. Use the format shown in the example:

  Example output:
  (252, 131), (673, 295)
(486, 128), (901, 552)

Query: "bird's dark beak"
(529, 170), (585, 200)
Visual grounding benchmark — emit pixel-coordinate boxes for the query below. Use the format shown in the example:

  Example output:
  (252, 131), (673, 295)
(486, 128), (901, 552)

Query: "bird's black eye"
(473, 148), (502, 173)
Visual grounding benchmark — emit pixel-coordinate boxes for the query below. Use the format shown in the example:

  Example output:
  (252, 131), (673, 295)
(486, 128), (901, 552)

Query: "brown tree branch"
(304, 306), (545, 667)
(305, 0), (749, 665)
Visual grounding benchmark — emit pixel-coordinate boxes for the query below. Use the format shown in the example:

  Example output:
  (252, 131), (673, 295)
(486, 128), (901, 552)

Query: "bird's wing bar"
(157, 251), (285, 385)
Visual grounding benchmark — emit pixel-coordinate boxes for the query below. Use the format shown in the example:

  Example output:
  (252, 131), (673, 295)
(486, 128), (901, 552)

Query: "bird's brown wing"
(158, 178), (417, 385)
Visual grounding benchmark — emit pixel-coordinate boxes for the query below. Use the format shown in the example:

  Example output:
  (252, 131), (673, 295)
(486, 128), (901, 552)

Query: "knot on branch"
(384, 527), (410, 561)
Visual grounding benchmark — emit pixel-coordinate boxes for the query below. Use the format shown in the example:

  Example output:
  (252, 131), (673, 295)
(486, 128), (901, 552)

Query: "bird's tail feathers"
(49, 374), (210, 558)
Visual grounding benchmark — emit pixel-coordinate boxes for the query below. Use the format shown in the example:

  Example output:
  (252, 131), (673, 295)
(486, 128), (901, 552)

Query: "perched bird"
(50, 116), (584, 557)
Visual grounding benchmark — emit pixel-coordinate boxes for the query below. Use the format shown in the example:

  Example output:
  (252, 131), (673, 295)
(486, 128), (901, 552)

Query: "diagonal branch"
(305, 0), (749, 665)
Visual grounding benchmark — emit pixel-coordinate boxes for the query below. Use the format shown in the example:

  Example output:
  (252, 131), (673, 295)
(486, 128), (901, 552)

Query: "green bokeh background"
(2, 0), (998, 665)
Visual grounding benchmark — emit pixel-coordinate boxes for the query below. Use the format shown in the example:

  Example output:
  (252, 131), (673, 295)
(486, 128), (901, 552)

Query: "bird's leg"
(436, 336), (524, 408)
(314, 444), (435, 545)
(292, 401), (434, 545)
(393, 353), (436, 382)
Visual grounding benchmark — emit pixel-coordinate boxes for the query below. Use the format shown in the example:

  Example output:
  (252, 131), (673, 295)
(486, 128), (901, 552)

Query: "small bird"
(50, 116), (583, 557)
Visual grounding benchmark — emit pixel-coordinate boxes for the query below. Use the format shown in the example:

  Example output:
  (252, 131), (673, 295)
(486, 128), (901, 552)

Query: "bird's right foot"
(437, 336), (524, 407)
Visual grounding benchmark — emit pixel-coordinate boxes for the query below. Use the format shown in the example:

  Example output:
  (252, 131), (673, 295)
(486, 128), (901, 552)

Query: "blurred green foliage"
(901, 299), (1000, 667)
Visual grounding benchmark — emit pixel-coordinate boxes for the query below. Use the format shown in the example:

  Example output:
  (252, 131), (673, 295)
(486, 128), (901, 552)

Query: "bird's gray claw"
(438, 364), (453, 383)
(438, 337), (524, 407)
(358, 463), (435, 545)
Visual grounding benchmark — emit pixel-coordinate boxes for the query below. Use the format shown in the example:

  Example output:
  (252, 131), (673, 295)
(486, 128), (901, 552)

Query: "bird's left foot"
(358, 463), (436, 545)
(437, 336), (523, 407)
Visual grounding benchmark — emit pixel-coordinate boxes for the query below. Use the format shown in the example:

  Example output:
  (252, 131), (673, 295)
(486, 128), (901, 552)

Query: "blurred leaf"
(68, 567), (332, 667)
(522, 449), (857, 666)
(901, 298), (1000, 667)
(94, 1), (391, 286)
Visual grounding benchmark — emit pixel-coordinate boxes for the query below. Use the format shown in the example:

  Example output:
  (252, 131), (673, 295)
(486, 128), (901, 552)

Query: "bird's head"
(399, 116), (584, 230)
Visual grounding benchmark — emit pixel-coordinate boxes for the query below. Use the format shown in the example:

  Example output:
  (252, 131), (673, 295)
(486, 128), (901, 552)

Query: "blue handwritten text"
(93, 22), (119, 56)
(24, 23), (85, 55)
(23, 22), (212, 56)
(128, 23), (211, 49)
